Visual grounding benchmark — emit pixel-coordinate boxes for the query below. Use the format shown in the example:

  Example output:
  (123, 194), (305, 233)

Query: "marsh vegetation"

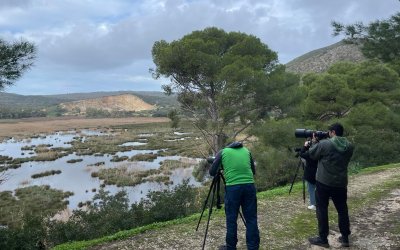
(0, 121), (207, 216)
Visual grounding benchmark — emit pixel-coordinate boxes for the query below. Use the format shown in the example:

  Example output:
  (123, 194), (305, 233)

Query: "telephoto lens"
(295, 129), (328, 139)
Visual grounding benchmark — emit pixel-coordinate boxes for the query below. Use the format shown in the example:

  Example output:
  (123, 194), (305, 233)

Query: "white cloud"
(2, 0), (399, 94)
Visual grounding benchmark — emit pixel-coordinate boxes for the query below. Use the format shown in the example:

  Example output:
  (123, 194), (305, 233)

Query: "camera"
(295, 129), (329, 140)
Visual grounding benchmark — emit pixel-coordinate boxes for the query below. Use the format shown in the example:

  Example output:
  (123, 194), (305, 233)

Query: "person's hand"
(304, 141), (311, 147)
(312, 133), (318, 143)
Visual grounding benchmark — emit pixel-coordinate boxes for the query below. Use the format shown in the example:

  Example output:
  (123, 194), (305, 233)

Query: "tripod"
(196, 171), (247, 250)
(289, 156), (306, 204)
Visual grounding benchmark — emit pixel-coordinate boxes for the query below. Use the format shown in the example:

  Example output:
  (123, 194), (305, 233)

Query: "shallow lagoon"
(0, 129), (201, 209)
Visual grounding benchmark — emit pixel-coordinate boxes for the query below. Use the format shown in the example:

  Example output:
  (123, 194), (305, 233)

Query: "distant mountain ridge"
(1, 40), (365, 111)
(0, 92), (66, 108)
(0, 91), (178, 109)
(285, 40), (366, 74)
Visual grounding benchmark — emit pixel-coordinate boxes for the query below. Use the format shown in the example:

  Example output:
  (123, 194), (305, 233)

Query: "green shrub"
(0, 213), (47, 250)
(46, 181), (201, 247)
(31, 170), (62, 179)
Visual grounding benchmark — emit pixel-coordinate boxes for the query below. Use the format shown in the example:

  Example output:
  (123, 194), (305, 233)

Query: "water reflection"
(0, 130), (201, 210)
(0, 132), (76, 158)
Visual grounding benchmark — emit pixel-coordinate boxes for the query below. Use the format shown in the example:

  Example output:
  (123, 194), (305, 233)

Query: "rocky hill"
(59, 94), (155, 114)
(285, 40), (365, 74)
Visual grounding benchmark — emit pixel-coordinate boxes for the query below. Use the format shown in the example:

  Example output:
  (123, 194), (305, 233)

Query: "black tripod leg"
(289, 159), (302, 194)
(196, 177), (217, 231)
(216, 175), (222, 209)
(202, 178), (217, 250)
(302, 162), (306, 204)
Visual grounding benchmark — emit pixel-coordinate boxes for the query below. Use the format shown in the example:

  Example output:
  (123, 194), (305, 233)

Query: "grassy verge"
(53, 163), (400, 250)
(272, 163), (400, 248)
(52, 213), (205, 250)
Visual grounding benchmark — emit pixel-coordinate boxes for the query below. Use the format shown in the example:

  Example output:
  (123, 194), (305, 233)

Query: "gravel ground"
(90, 167), (400, 250)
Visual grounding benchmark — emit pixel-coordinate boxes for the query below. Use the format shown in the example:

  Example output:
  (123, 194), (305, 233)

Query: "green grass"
(52, 213), (204, 250)
(57, 162), (400, 250)
(52, 162), (400, 250)
(274, 162), (400, 248)
(356, 162), (400, 175)
(392, 219), (400, 235)
(52, 180), (304, 250)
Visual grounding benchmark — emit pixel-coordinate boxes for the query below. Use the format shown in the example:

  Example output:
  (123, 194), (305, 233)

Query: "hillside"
(59, 94), (155, 114)
(285, 40), (365, 74)
(49, 91), (178, 107)
(0, 91), (178, 108)
(55, 164), (400, 250)
(0, 92), (66, 108)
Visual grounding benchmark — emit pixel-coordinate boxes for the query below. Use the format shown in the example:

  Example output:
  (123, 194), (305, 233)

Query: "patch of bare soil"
(90, 167), (400, 250)
(60, 94), (155, 114)
(0, 116), (168, 140)
(351, 189), (400, 250)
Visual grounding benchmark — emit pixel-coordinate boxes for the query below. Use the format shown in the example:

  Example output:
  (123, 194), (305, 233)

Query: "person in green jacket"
(306, 123), (354, 248)
(209, 141), (259, 250)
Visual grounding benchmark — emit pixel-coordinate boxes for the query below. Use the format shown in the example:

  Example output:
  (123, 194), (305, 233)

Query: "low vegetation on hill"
(0, 91), (178, 119)
(285, 40), (365, 74)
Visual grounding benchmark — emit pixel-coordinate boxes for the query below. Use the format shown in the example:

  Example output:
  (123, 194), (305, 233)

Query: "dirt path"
(0, 117), (168, 140)
(90, 166), (400, 250)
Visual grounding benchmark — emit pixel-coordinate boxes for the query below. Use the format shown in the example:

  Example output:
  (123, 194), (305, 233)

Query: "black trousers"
(315, 181), (350, 239)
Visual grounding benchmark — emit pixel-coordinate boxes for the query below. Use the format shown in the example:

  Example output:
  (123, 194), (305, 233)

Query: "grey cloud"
(0, 0), (32, 9)
(37, 0), (400, 71)
(4, 0), (399, 95)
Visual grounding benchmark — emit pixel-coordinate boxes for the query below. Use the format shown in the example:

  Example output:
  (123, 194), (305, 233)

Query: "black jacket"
(308, 137), (354, 187)
(299, 146), (318, 184)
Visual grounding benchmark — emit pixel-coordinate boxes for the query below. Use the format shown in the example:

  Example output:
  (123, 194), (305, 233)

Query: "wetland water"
(0, 130), (201, 209)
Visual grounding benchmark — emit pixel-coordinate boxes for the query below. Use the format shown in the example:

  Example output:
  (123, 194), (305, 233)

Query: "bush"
(47, 189), (134, 246)
(253, 145), (299, 191)
(136, 179), (199, 223)
(46, 180), (202, 247)
(0, 213), (47, 250)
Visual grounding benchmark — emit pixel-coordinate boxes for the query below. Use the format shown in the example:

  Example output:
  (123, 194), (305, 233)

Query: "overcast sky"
(1, 0), (399, 95)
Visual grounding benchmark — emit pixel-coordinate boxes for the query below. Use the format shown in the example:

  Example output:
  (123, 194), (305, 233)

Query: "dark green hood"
(329, 136), (351, 152)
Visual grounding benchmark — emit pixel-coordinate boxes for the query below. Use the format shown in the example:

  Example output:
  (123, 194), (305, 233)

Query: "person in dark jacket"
(299, 139), (318, 210)
(305, 123), (354, 248)
(209, 141), (259, 250)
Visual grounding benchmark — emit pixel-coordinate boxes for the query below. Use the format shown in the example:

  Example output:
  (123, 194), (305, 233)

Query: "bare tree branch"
(0, 171), (9, 186)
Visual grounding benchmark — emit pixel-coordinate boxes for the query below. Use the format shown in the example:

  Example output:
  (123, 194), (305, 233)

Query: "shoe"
(338, 236), (350, 247)
(307, 205), (316, 210)
(308, 236), (329, 248)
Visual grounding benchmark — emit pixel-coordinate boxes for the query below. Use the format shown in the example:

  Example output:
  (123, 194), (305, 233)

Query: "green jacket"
(209, 142), (255, 186)
(308, 136), (354, 187)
